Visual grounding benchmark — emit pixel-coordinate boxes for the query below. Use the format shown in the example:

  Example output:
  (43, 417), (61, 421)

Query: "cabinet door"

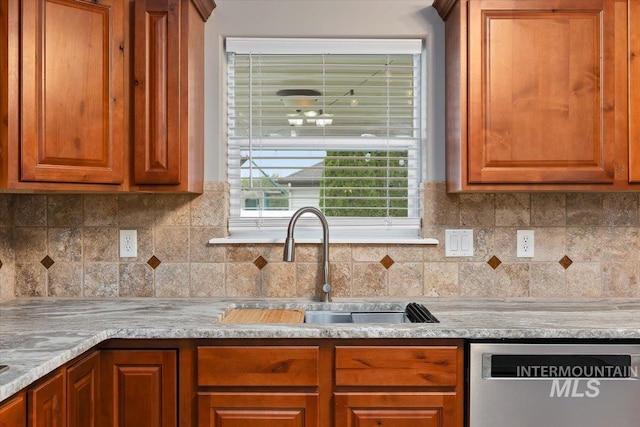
(0, 393), (26, 427)
(101, 350), (177, 427)
(467, 0), (616, 185)
(28, 371), (65, 427)
(630, 0), (640, 181)
(133, 0), (181, 185)
(20, 0), (125, 184)
(67, 351), (100, 427)
(198, 393), (319, 427)
(335, 392), (459, 427)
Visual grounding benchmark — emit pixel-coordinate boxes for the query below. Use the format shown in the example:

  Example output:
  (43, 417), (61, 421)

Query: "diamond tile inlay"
(0, 260), (2, 270)
(487, 255), (501, 270)
(147, 255), (161, 269)
(380, 255), (395, 269)
(253, 255), (268, 270)
(41, 255), (55, 269)
(559, 255), (573, 269)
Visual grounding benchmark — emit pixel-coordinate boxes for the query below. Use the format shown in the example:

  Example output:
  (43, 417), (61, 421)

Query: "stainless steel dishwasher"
(470, 343), (640, 427)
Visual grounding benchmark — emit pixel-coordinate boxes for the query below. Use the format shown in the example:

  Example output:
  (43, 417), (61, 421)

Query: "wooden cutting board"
(220, 308), (305, 324)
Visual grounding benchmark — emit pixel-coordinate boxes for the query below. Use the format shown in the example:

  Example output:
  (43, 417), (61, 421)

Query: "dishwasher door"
(470, 343), (640, 427)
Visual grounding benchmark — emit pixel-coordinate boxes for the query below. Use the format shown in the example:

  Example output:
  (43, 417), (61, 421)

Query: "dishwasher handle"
(482, 353), (640, 380)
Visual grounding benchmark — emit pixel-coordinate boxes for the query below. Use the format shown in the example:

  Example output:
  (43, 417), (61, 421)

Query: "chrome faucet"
(283, 206), (331, 302)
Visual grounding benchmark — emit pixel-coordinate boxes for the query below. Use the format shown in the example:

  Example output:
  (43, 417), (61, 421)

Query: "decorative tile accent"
(147, 255), (162, 269)
(559, 255), (573, 269)
(40, 255), (55, 269)
(253, 255), (268, 270)
(487, 255), (501, 270)
(0, 260), (2, 269)
(380, 255), (395, 269)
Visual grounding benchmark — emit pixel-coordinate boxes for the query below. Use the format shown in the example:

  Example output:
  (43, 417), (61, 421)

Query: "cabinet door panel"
(20, 0), (125, 184)
(198, 393), (318, 427)
(468, 0), (615, 184)
(630, 0), (640, 181)
(28, 371), (65, 427)
(67, 351), (100, 427)
(134, 0), (181, 185)
(0, 393), (26, 427)
(101, 350), (177, 427)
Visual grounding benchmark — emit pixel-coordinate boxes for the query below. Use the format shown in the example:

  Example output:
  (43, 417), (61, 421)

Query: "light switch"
(445, 229), (474, 257)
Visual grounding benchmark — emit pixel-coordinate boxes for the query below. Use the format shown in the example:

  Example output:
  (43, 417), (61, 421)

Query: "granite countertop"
(3, 297), (640, 402)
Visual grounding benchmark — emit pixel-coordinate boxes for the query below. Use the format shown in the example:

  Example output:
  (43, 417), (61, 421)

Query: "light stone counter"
(3, 297), (640, 402)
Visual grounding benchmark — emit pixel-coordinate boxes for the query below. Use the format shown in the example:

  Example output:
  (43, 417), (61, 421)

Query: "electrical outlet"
(119, 229), (137, 258)
(517, 230), (534, 258)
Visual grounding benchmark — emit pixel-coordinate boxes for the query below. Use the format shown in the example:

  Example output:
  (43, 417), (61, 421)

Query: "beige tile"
(84, 263), (119, 297)
(388, 262), (423, 297)
(119, 263), (154, 297)
(329, 245), (351, 263)
(460, 194), (494, 226)
(0, 262), (15, 299)
(154, 227), (189, 263)
(190, 228), (226, 263)
(47, 262), (82, 297)
(470, 227), (494, 262)
(387, 245), (424, 262)
(422, 227), (447, 262)
(155, 263), (190, 297)
(459, 262), (495, 297)
(534, 227), (566, 262)
(15, 263), (47, 297)
(566, 227), (605, 262)
(261, 262), (297, 298)
(491, 228), (517, 262)
(495, 194), (530, 226)
(203, 181), (229, 192)
(603, 193), (638, 226)
(0, 228), (15, 261)
(424, 262), (459, 297)
(48, 228), (82, 262)
(602, 227), (640, 262)
(602, 263), (638, 297)
(351, 245), (386, 262)
(14, 195), (47, 226)
(529, 263), (566, 297)
(14, 227), (47, 262)
(566, 262), (602, 297)
(155, 194), (193, 227)
(190, 264), (225, 297)
(84, 195), (118, 226)
(260, 244), (286, 263)
(47, 195), (83, 227)
(225, 263), (260, 297)
(329, 262), (352, 298)
(352, 263), (387, 297)
(83, 227), (118, 262)
(226, 245), (260, 262)
(191, 191), (228, 227)
(423, 182), (459, 226)
(0, 195), (14, 227)
(118, 194), (155, 227)
(295, 245), (322, 263)
(118, 227), (153, 262)
(494, 263), (529, 297)
(531, 193), (566, 226)
(566, 194), (602, 226)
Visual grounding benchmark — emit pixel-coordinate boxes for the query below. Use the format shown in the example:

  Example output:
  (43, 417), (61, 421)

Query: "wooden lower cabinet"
(100, 349), (177, 427)
(28, 371), (65, 427)
(198, 393), (319, 427)
(335, 392), (458, 427)
(0, 393), (26, 427)
(67, 351), (100, 427)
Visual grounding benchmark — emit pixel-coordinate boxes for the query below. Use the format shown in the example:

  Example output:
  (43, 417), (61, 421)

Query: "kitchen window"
(225, 38), (429, 242)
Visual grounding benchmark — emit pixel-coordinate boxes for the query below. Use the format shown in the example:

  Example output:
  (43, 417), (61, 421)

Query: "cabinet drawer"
(198, 346), (319, 387)
(335, 346), (458, 387)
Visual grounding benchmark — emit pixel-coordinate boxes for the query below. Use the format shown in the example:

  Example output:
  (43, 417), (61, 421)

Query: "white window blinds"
(226, 38), (424, 231)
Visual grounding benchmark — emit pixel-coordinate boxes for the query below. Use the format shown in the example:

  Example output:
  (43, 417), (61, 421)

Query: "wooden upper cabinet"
(132, 0), (212, 192)
(20, 0), (126, 186)
(435, 0), (628, 191)
(630, 0), (640, 181)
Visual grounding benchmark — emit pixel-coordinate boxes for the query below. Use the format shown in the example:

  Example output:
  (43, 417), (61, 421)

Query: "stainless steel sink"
(304, 310), (408, 324)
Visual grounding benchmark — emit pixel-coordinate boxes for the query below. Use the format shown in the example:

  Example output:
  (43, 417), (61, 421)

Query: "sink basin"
(304, 310), (408, 324)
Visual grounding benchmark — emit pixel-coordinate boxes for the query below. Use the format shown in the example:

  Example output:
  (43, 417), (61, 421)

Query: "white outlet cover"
(517, 229), (535, 258)
(445, 229), (474, 257)
(119, 229), (138, 258)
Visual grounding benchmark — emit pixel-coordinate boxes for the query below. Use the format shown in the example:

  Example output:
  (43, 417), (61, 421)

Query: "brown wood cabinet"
(67, 351), (100, 427)
(100, 349), (177, 427)
(0, 0), (214, 192)
(630, 0), (640, 181)
(0, 393), (26, 427)
(28, 371), (65, 427)
(434, 0), (629, 192)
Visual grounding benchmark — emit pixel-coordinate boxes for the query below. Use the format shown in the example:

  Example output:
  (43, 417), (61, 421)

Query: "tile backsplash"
(0, 182), (638, 299)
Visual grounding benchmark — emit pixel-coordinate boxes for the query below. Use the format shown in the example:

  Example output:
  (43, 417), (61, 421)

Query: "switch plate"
(119, 229), (137, 258)
(445, 229), (474, 257)
(517, 229), (534, 258)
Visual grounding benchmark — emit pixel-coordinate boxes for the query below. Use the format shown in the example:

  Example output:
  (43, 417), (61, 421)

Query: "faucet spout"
(283, 206), (331, 302)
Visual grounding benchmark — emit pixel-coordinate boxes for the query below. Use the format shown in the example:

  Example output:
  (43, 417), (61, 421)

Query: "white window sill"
(208, 228), (439, 245)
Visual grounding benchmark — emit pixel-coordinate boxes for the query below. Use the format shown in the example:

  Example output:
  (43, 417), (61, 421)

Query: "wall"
(1, 184), (638, 299)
